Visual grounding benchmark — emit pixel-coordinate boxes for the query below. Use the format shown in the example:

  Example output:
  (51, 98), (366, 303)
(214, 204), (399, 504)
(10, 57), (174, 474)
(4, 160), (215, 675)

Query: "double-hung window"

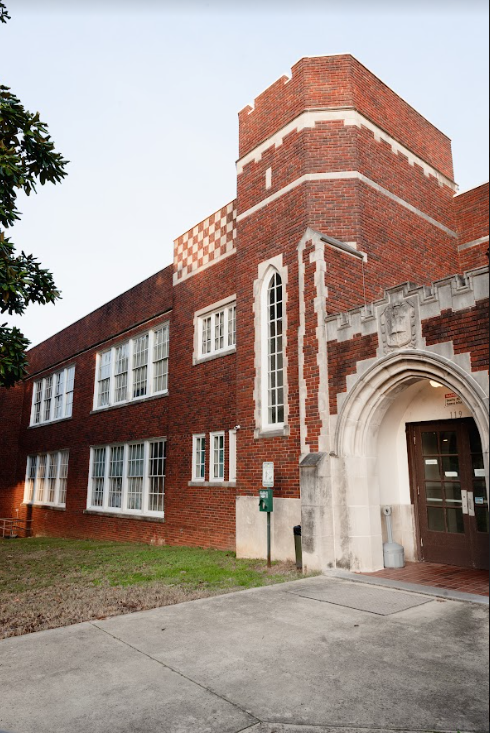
(210, 432), (225, 482)
(192, 430), (236, 483)
(87, 439), (166, 517)
(195, 298), (236, 361)
(266, 273), (284, 426)
(93, 324), (169, 410)
(30, 366), (76, 426)
(24, 451), (69, 508)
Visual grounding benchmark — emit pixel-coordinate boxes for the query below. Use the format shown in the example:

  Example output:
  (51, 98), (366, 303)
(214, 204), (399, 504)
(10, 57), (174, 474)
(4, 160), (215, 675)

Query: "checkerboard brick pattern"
(173, 200), (237, 284)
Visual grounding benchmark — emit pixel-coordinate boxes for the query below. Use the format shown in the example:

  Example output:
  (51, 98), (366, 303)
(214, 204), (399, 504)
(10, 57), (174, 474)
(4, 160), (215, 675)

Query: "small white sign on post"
(262, 462), (274, 488)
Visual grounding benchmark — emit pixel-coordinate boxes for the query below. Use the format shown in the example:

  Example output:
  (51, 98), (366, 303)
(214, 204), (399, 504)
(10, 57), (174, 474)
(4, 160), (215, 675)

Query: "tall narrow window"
(43, 376), (53, 422)
(132, 335), (149, 398)
(47, 453), (58, 503)
(211, 433), (225, 481)
(153, 325), (169, 393)
(228, 305), (236, 347)
(193, 435), (206, 481)
(26, 456), (37, 502)
(109, 445), (124, 508)
(114, 344), (129, 403)
(54, 370), (65, 419)
(202, 316), (212, 355)
(127, 443), (144, 509)
(91, 447), (106, 507)
(214, 311), (225, 351)
(267, 273), (284, 425)
(36, 455), (47, 503)
(58, 451), (69, 505)
(64, 367), (75, 418)
(148, 440), (166, 512)
(98, 352), (112, 407)
(33, 382), (42, 425)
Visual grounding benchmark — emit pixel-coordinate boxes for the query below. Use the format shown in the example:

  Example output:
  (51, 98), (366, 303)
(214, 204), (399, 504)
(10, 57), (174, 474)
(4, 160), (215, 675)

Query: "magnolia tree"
(0, 1), (68, 387)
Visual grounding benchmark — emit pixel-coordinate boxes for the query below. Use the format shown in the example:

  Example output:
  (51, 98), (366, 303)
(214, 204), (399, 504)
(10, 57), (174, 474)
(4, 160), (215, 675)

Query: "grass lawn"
(0, 537), (308, 639)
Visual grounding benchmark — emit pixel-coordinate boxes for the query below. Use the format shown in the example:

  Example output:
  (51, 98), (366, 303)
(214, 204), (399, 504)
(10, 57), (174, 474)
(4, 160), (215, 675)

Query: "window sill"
(22, 503), (65, 511)
(91, 391), (168, 414)
(193, 347), (236, 366)
(83, 510), (165, 522)
(255, 425), (290, 439)
(188, 481), (237, 488)
(28, 416), (72, 429)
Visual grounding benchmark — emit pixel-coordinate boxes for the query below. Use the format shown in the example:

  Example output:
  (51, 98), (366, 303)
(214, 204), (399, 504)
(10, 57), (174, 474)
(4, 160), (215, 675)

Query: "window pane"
(36, 455), (47, 503)
(194, 437), (205, 479)
(109, 446), (124, 508)
(43, 376), (53, 422)
(153, 326), (169, 393)
(114, 345), (128, 402)
(92, 448), (106, 506)
(440, 431), (457, 454)
(444, 483), (462, 504)
(424, 458), (440, 481)
(442, 455), (459, 479)
(58, 451), (69, 505)
(148, 441), (166, 512)
(425, 482), (443, 502)
(267, 273), (284, 426)
(26, 455), (37, 502)
(421, 432), (438, 455)
(47, 454), (58, 503)
(427, 507), (445, 532)
(127, 444), (144, 509)
(446, 508), (464, 534)
(475, 507), (489, 533)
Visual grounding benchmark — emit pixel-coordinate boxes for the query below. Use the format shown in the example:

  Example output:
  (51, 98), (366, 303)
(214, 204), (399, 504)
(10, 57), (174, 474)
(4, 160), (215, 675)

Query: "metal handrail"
(0, 518), (32, 539)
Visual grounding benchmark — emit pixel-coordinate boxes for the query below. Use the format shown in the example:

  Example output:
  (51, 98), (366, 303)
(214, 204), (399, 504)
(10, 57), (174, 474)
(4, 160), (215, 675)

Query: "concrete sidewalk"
(0, 575), (488, 733)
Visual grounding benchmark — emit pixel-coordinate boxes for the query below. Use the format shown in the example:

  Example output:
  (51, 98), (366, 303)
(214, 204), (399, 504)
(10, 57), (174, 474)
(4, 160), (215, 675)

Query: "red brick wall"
(454, 183), (489, 245)
(454, 183), (489, 273)
(0, 383), (25, 517)
(28, 266), (173, 377)
(422, 299), (489, 372)
(239, 55), (454, 179)
(327, 334), (379, 414)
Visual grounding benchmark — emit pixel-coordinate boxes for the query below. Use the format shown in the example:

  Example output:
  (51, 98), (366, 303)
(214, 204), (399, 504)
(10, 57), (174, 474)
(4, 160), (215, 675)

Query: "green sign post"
(260, 462), (274, 568)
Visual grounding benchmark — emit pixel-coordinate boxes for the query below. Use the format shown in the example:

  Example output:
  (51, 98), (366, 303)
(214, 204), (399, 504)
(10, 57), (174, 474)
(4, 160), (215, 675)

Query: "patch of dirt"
(0, 582), (223, 639)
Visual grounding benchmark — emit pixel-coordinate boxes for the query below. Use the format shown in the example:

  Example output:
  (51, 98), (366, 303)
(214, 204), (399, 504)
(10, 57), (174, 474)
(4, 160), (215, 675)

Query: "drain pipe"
(382, 506), (405, 568)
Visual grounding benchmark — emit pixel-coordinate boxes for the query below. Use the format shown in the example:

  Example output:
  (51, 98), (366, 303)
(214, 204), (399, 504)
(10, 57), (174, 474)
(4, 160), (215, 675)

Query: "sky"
(2, 0), (489, 348)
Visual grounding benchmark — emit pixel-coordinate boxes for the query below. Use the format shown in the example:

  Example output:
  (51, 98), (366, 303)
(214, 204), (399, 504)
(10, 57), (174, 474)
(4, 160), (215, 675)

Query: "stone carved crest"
(381, 300), (416, 352)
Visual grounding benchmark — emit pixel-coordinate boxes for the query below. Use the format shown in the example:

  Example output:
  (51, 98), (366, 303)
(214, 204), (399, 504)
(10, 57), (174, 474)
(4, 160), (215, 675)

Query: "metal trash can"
(293, 525), (302, 570)
(382, 506), (405, 569)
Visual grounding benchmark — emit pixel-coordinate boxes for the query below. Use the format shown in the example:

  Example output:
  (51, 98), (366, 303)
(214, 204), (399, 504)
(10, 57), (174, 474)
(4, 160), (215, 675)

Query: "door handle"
(467, 491), (475, 517)
(461, 490), (468, 514)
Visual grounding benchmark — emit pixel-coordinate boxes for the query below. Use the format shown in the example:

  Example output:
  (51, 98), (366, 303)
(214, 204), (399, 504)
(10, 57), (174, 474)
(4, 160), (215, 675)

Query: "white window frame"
(24, 451), (69, 508)
(254, 257), (289, 436)
(210, 431), (225, 482)
(228, 429), (237, 482)
(193, 296), (236, 363)
(265, 272), (284, 428)
(87, 438), (166, 518)
(92, 323), (169, 411)
(30, 366), (76, 426)
(192, 434), (206, 482)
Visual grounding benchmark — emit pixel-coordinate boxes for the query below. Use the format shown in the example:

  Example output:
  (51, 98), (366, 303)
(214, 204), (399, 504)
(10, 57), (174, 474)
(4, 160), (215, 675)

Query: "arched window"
(267, 273), (284, 425)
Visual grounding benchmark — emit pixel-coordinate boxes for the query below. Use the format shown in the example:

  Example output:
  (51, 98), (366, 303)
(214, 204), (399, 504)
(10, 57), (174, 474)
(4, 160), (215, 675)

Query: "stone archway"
(329, 350), (489, 572)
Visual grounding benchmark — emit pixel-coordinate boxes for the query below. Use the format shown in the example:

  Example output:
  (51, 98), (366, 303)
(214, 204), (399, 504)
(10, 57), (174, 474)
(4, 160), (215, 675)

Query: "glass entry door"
(408, 419), (488, 570)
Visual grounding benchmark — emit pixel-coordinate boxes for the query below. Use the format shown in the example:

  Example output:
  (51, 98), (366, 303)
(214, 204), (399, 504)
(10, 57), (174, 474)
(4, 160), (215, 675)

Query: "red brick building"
(1, 55), (488, 571)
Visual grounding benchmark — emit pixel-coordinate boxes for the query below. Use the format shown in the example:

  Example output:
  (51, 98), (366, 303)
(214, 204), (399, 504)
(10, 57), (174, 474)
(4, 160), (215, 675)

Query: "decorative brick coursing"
(422, 299), (489, 372)
(173, 201), (237, 284)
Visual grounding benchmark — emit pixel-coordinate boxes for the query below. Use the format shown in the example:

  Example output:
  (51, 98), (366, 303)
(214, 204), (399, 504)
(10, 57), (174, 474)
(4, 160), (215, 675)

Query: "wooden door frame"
(406, 417), (477, 565)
